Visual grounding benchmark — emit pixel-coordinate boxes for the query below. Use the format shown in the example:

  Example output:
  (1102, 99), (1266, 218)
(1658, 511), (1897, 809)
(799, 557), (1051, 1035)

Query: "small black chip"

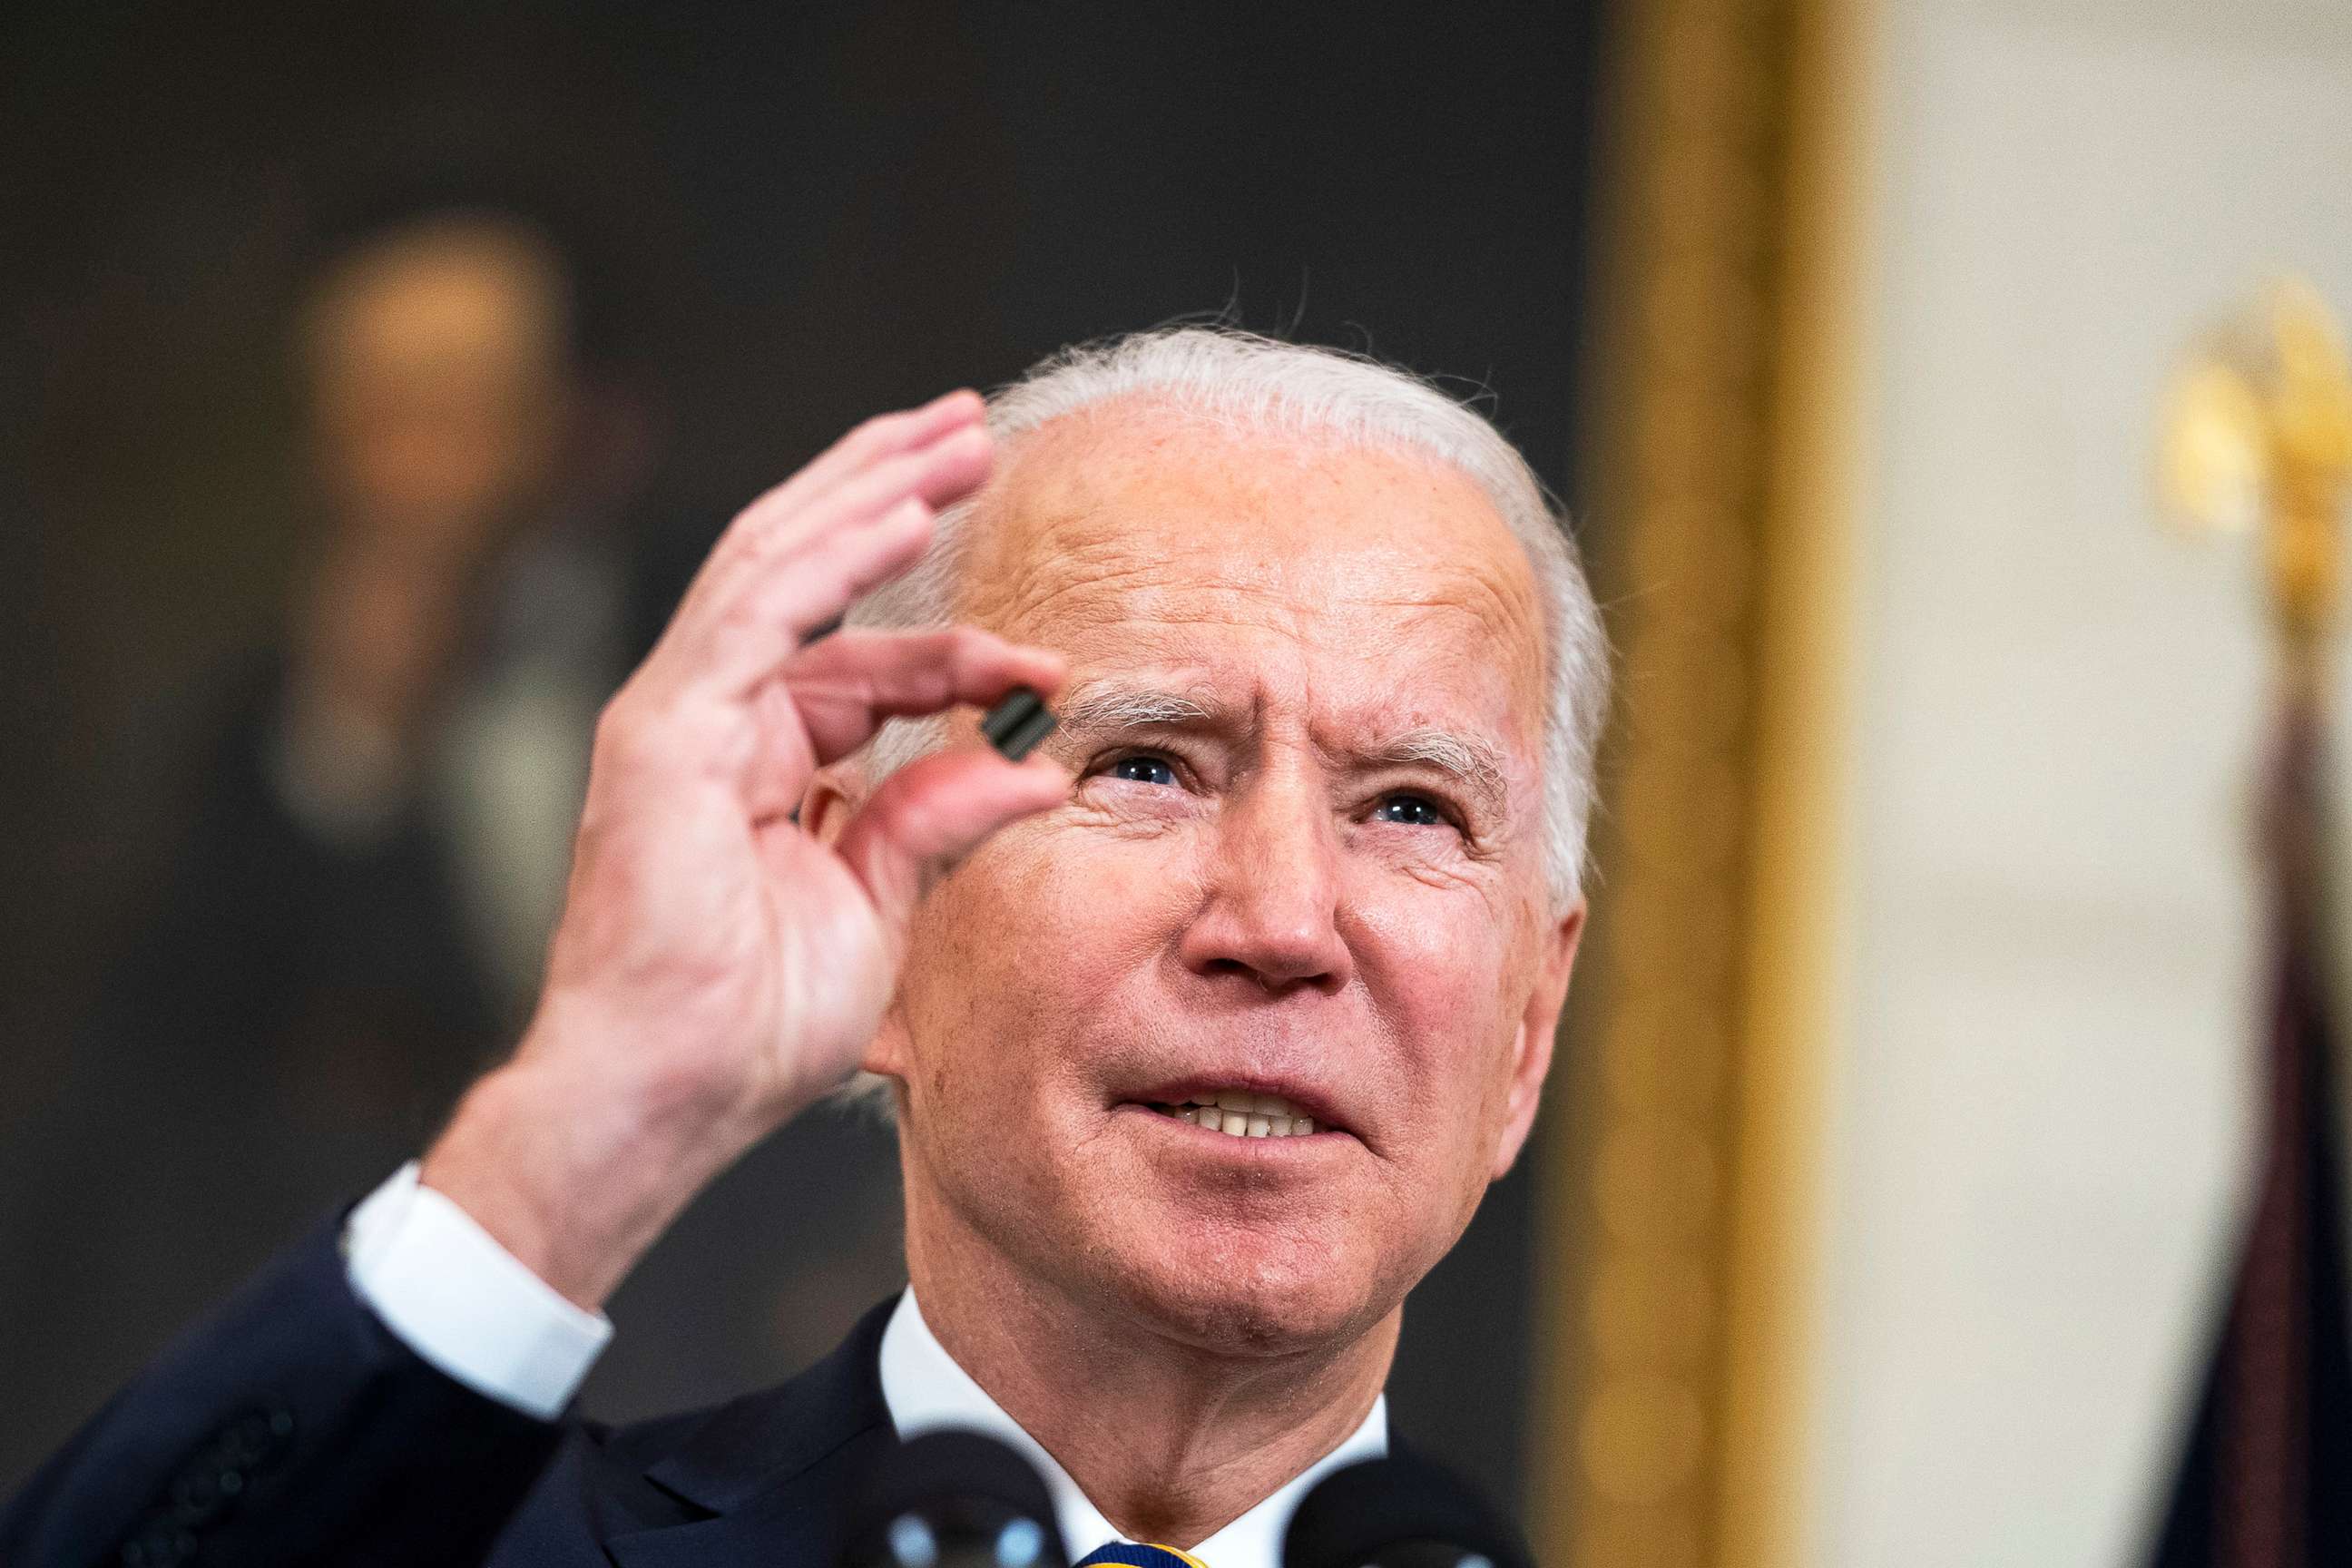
(981, 687), (1057, 760)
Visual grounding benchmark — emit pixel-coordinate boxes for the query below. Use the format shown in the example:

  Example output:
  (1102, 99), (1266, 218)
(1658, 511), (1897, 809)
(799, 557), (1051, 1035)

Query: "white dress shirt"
(346, 1163), (1387, 1568)
(880, 1289), (1386, 1568)
(344, 1162), (612, 1421)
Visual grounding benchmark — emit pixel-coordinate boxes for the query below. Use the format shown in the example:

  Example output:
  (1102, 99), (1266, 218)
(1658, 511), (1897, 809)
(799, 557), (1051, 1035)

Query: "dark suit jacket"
(1, 1210), (904, 1567)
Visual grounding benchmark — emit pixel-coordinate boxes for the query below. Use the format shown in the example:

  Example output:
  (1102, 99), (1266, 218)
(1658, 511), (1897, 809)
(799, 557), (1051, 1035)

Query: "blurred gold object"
(2160, 363), (2267, 537)
(2161, 280), (2352, 692)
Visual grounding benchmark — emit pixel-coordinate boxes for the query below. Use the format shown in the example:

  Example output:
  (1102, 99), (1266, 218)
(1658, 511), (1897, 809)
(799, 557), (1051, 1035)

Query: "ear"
(799, 765), (858, 848)
(803, 765), (916, 1081)
(862, 1003), (915, 1082)
(1489, 901), (1585, 1181)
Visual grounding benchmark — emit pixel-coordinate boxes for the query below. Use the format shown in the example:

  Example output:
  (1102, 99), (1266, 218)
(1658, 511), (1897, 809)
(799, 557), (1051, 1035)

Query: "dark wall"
(0, 0), (1599, 1505)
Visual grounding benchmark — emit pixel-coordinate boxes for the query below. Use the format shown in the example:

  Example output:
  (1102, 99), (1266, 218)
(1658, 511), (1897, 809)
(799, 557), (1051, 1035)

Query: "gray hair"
(848, 325), (1609, 906)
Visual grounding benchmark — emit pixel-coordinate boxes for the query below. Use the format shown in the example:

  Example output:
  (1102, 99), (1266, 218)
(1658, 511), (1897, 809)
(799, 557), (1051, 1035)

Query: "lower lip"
(1113, 1102), (1355, 1156)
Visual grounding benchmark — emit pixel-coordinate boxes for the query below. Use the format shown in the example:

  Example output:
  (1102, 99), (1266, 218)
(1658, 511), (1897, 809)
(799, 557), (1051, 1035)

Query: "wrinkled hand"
(421, 391), (1067, 1308)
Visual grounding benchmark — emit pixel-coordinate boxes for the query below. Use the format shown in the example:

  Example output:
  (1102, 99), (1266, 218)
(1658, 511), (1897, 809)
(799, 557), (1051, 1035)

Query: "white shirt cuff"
(344, 1161), (612, 1420)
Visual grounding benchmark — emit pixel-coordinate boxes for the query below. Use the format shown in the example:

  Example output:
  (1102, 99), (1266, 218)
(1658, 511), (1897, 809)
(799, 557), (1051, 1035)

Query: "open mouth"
(1142, 1092), (1322, 1140)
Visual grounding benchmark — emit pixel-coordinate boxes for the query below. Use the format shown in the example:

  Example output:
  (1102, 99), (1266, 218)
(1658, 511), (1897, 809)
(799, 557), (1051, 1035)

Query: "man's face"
(304, 219), (576, 558)
(875, 403), (1582, 1354)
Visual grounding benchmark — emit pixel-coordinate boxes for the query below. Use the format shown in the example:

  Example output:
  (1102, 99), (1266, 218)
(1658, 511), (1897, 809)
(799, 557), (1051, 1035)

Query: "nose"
(1178, 770), (1354, 995)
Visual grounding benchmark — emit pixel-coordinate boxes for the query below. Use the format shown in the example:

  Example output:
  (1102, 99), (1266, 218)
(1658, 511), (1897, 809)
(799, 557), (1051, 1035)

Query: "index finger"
(779, 626), (1067, 768)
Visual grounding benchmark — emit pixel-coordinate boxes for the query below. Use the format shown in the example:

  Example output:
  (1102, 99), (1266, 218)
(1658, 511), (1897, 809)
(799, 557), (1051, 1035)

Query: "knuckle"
(593, 689), (677, 773)
(890, 502), (937, 543)
(842, 411), (902, 460)
(593, 720), (653, 779)
(592, 692), (641, 756)
(945, 624), (995, 679)
(737, 479), (789, 525)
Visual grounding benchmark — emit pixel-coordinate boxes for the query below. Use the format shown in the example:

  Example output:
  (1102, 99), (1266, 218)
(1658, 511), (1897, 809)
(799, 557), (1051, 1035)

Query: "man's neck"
(903, 1195), (1396, 1550)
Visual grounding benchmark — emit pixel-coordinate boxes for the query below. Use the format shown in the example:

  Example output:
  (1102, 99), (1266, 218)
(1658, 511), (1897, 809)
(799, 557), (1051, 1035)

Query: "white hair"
(848, 325), (1609, 906)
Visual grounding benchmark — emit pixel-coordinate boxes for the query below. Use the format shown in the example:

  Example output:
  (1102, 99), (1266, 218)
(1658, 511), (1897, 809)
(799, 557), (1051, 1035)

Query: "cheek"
(902, 818), (1200, 1102)
(1348, 879), (1530, 1143)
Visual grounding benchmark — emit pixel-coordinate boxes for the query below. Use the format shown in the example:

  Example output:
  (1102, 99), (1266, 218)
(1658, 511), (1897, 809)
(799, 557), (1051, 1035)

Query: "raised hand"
(419, 391), (1067, 1308)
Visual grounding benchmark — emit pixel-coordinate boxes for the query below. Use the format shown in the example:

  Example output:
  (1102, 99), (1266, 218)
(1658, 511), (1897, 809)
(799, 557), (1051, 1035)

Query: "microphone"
(844, 1428), (1072, 1568)
(1281, 1455), (1533, 1568)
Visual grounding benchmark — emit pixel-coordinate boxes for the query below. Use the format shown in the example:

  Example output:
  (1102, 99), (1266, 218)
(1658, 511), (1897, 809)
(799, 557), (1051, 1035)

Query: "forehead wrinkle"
(1021, 568), (1510, 663)
(980, 534), (1167, 635)
(1354, 571), (1542, 656)
(972, 451), (1541, 667)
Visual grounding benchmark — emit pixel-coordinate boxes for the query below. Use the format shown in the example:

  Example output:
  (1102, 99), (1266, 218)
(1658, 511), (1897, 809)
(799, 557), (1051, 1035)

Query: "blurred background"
(0, 0), (1592, 1519)
(1553, 1), (2352, 1566)
(11, 2), (2352, 1566)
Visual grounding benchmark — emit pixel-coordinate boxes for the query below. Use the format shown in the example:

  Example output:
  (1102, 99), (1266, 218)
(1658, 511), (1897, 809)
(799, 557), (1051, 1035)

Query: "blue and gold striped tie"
(1073, 1544), (1210, 1568)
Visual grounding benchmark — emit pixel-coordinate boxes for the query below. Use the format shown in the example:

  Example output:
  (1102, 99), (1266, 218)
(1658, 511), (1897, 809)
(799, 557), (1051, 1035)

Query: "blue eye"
(1110, 754), (1178, 787)
(1374, 794), (1447, 827)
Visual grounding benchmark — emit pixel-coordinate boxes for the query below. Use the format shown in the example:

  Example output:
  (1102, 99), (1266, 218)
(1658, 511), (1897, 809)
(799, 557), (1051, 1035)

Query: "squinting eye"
(1374, 794), (1448, 828)
(1110, 754), (1179, 787)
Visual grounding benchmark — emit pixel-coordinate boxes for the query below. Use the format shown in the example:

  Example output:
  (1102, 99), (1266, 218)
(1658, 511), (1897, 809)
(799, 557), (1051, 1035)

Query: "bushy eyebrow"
(1054, 681), (1217, 735)
(1053, 680), (1514, 822)
(1366, 729), (1511, 820)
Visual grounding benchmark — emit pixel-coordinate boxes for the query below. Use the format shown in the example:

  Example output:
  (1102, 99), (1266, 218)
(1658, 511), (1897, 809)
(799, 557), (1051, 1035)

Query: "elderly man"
(3, 328), (1605, 1568)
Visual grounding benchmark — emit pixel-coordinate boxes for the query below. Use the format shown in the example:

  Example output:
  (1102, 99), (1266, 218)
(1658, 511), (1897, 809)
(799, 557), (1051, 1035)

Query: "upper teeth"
(1159, 1092), (1318, 1139)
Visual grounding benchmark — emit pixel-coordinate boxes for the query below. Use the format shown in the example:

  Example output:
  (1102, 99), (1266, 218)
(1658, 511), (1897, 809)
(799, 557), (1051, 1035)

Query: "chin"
(1104, 1231), (1400, 1358)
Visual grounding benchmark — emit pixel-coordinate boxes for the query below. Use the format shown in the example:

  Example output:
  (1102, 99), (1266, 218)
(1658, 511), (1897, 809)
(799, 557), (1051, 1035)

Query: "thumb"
(832, 748), (1069, 930)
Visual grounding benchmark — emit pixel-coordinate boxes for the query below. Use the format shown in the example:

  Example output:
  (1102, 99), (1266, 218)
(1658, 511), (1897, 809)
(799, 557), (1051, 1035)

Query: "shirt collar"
(879, 1289), (1387, 1568)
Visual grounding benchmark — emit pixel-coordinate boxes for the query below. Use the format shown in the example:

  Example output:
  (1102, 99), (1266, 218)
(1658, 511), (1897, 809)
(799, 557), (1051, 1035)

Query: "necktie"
(1073, 1544), (1209, 1568)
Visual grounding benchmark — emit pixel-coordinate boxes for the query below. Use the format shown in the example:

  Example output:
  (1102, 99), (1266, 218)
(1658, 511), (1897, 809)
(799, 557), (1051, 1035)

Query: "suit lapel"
(605, 1298), (901, 1568)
